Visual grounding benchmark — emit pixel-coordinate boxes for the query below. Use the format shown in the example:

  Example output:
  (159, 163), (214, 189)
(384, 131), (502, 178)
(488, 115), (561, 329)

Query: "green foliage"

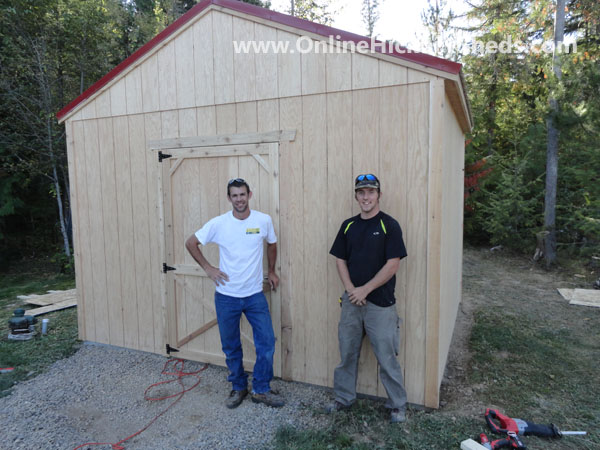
(289, 0), (336, 25)
(460, 0), (600, 258)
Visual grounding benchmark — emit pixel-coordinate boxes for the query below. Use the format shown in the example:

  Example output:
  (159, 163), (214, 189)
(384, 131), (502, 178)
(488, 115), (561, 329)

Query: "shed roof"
(57, 0), (471, 128)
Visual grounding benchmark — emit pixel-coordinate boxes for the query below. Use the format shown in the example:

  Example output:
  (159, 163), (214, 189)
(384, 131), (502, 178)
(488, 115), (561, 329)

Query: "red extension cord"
(73, 358), (208, 450)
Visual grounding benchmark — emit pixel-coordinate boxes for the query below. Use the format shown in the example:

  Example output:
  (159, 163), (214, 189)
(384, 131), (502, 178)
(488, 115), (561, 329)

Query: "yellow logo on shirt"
(246, 228), (260, 234)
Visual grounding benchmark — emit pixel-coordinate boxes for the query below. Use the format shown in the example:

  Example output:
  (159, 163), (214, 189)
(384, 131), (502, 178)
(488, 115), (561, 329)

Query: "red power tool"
(485, 409), (586, 439)
(480, 431), (526, 449)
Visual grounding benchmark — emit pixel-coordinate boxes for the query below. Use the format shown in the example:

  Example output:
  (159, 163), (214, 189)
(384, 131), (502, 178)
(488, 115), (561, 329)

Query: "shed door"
(159, 142), (281, 375)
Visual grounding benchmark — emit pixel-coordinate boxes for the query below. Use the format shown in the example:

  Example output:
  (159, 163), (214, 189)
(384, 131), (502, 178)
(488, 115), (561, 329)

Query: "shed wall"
(64, 7), (466, 407)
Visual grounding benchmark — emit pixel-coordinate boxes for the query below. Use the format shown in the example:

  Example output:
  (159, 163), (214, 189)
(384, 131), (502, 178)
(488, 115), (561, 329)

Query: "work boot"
(390, 408), (406, 423)
(251, 390), (285, 408)
(323, 400), (351, 413)
(225, 388), (248, 409)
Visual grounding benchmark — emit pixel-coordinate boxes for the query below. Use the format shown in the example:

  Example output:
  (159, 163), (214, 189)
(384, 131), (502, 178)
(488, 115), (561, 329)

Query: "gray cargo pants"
(333, 294), (407, 410)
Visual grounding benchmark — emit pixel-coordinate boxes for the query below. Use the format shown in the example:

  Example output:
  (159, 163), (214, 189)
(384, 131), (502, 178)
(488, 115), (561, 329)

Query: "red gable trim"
(57, 0), (462, 121)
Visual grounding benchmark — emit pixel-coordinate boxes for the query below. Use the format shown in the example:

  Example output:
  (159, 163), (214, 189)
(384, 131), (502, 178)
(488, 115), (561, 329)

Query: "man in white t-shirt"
(185, 178), (284, 409)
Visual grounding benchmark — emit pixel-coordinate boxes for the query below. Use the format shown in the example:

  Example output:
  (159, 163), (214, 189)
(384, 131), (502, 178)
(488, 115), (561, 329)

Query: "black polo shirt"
(330, 211), (407, 307)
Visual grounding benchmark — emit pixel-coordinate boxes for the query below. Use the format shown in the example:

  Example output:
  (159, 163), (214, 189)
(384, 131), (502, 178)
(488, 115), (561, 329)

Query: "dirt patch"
(438, 246), (597, 418)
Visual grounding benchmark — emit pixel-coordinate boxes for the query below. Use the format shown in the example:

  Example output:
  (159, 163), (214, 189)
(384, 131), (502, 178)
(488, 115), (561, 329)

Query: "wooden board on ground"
(557, 288), (600, 308)
(24, 299), (77, 316)
(18, 289), (77, 306)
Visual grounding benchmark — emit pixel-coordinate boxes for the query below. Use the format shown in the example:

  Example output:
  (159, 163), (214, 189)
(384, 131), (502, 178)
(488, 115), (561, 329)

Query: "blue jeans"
(214, 291), (275, 394)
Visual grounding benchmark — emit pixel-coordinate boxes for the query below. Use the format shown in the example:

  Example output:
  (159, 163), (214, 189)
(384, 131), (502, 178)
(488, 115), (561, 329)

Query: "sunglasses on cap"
(228, 178), (246, 185)
(355, 174), (379, 184)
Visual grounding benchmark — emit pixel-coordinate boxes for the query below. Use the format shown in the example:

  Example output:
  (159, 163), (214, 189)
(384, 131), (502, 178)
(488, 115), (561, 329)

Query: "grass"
(272, 248), (600, 450)
(0, 261), (79, 397)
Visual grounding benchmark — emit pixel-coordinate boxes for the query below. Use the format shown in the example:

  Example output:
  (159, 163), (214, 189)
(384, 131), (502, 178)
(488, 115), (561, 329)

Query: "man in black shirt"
(327, 174), (408, 423)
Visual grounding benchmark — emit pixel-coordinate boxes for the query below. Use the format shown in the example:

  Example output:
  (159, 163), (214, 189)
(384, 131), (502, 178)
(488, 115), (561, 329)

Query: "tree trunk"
(543, 0), (565, 268)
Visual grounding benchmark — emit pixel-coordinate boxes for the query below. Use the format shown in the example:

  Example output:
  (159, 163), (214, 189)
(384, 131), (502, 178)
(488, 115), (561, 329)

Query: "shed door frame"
(150, 130), (295, 375)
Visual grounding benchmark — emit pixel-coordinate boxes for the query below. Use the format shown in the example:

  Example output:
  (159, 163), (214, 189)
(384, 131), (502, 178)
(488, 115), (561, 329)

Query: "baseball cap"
(354, 173), (380, 190)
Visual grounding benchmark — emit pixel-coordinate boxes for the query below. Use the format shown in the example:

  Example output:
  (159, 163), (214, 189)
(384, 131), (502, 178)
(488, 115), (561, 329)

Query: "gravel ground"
(0, 343), (332, 450)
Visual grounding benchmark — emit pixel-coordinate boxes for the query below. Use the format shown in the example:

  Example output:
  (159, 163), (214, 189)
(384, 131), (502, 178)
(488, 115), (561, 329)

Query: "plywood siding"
(438, 93), (465, 384)
(68, 10), (431, 121)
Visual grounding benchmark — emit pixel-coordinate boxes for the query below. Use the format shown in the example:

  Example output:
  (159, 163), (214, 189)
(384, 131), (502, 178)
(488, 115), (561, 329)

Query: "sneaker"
(390, 408), (406, 423)
(251, 390), (285, 408)
(225, 389), (248, 409)
(323, 400), (351, 413)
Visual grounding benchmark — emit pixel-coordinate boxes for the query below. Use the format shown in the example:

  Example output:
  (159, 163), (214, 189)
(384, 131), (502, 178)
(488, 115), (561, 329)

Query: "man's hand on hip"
(205, 266), (229, 286)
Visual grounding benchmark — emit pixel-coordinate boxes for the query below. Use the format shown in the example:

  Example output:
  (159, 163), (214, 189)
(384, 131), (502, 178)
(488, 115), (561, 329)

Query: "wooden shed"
(57, 0), (471, 408)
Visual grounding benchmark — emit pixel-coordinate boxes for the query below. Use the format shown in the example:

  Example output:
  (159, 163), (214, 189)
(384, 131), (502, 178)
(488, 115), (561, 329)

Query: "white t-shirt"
(195, 210), (277, 297)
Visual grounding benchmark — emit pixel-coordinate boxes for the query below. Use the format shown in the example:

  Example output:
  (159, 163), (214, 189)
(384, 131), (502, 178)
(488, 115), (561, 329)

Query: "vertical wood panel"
(193, 14), (215, 107)
(158, 42), (177, 111)
(113, 116), (139, 349)
(129, 114), (154, 352)
(83, 120), (109, 343)
(233, 17), (256, 102)
(277, 31), (301, 97)
(378, 85), (409, 397)
(352, 53), (379, 90)
(70, 121), (92, 340)
(96, 91), (111, 118)
(97, 118), (124, 347)
(425, 79), (444, 408)
(326, 92), (353, 388)
(81, 101), (96, 120)
(301, 47), (326, 95)
(175, 28), (196, 109)
(302, 94), (328, 386)
(405, 82), (429, 405)
(255, 24), (278, 100)
(279, 96), (303, 381)
(326, 51), (351, 92)
(125, 68), (143, 115)
(197, 105), (217, 136)
(144, 112), (164, 352)
(141, 54), (160, 113)
(110, 78), (127, 116)
(213, 11), (234, 104)
(379, 61), (408, 87)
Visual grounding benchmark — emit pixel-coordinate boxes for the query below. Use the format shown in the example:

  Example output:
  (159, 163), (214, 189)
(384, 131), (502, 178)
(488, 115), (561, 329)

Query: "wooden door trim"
(148, 129), (296, 150)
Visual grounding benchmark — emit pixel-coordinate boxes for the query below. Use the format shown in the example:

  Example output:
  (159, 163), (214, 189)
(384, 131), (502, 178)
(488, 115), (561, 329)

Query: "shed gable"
(58, 0), (471, 131)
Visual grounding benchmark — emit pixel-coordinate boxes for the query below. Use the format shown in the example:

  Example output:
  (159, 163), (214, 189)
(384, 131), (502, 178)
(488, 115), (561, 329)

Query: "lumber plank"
(213, 11), (235, 104)
(461, 438), (488, 450)
(255, 23), (278, 100)
(157, 41), (177, 111)
(147, 130), (296, 150)
(424, 79), (445, 408)
(24, 299), (77, 316)
(18, 289), (77, 306)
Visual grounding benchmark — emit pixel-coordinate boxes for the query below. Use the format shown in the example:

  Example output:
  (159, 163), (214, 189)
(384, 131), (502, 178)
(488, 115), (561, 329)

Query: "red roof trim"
(57, 0), (462, 121)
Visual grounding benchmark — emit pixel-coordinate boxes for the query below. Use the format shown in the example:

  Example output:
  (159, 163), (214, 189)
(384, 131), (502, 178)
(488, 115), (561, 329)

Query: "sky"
(269, 0), (471, 53)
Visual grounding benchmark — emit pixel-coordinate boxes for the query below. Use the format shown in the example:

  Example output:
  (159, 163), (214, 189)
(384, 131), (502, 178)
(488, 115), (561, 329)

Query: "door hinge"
(166, 344), (179, 354)
(163, 263), (176, 273)
(158, 151), (172, 162)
